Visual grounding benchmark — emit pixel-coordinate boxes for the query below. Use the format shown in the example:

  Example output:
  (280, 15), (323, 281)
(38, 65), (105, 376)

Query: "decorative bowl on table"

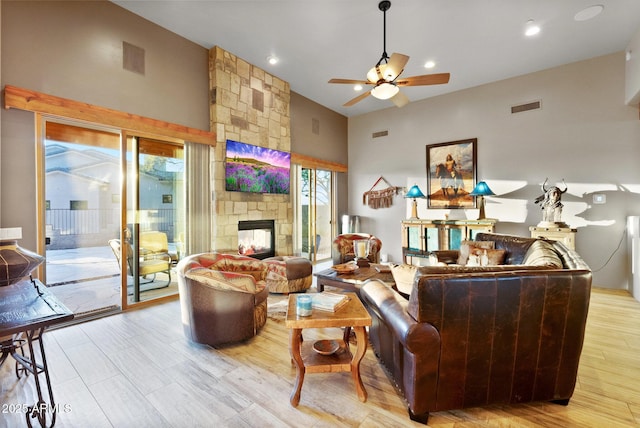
(331, 263), (357, 274)
(313, 339), (340, 355)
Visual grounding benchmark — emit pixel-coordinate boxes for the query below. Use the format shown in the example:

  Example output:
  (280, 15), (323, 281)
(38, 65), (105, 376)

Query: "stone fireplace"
(209, 46), (293, 256)
(238, 220), (275, 259)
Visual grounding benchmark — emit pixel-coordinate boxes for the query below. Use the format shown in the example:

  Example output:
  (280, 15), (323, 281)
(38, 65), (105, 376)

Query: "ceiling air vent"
(511, 100), (541, 114)
(372, 130), (388, 138)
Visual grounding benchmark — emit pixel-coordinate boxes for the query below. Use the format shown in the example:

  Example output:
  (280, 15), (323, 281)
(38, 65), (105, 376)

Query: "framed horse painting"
(426, 138), (477, 209)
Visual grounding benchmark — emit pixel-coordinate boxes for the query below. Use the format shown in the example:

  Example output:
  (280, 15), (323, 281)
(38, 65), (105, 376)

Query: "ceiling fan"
(329, 0), (450, 108)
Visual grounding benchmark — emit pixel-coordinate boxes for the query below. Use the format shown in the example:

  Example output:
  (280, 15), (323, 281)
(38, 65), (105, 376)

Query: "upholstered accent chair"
(331, 233), (382, 265)
(176, 253), (269, 346)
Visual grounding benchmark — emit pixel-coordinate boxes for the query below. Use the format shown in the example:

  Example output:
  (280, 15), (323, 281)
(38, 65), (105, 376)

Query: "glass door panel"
(125, 136), (184, 304)
(43, 121), (122, 318)
(300, 167), (333, 263)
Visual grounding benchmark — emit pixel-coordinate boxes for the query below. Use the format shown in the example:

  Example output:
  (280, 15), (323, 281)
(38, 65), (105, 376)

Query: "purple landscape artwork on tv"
(225, 139), (291, 194)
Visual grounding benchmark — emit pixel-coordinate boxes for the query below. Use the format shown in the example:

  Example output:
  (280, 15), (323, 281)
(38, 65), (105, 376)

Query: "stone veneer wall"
(209, 46), (293, 255)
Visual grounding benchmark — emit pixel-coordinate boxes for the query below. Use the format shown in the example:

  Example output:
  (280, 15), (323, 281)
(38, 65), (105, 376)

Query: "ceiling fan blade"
(391, 90), (410, 108)
(396, 73), (450, 86)
(343, 91), (371, 107)
(385, 53), (410, 81)
(329, 78), (372, 85)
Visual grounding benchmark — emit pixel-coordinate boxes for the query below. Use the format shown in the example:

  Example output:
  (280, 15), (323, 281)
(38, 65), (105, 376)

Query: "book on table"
(311, 292), (350, 312)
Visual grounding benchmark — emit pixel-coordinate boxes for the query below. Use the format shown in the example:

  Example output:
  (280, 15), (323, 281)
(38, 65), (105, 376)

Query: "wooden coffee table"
(314, 265), (394, 293)
(285, 292), (372, 407)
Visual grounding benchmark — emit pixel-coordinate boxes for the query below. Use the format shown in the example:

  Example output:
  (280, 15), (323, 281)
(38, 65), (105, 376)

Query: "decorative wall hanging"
(426, 138), (477, 209)
(363, 176), (402, 209)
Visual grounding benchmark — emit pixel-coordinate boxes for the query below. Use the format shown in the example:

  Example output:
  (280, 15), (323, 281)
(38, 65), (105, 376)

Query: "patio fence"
(45, 208), (176, 249)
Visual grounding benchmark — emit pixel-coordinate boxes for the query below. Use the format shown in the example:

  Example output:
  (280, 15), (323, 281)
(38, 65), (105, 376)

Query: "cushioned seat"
(108, 238), (172, 287)
(176, 253), (269, 346)
(263, 256), (313, 294)
(331, 233), (382, 265)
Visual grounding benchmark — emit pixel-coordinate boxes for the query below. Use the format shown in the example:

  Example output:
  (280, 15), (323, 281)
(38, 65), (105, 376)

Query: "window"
(70, 200), (88, 210)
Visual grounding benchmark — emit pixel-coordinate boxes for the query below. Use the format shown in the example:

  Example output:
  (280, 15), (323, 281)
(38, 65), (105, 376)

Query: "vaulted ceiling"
(113, 1), (640, 117)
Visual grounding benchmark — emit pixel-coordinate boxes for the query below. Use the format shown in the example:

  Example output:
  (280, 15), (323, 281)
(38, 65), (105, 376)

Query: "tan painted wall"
(348, 52), (640, 290)
(290, 91), (349, 230)
(0, 1), (348, 254)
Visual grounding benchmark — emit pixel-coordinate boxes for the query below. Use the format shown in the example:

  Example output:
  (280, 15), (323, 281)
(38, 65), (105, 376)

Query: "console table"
(529, 225), (577, 249)
(0, 279), (74, 427)
(402, 219), (497, 263)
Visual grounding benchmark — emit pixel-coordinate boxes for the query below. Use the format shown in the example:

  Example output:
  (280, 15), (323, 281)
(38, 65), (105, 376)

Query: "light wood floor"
(1, 288), (639, 427)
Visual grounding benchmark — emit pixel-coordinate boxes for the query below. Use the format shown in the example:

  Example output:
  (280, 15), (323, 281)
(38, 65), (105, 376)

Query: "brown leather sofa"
(360, 233), (592, 423)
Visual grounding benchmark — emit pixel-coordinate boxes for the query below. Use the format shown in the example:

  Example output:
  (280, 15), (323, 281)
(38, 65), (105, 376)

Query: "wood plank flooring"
(1, 288), (639, 427)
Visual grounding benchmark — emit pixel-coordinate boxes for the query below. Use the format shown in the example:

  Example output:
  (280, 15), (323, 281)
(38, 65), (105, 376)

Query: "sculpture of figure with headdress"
(534, 178), (568, 226)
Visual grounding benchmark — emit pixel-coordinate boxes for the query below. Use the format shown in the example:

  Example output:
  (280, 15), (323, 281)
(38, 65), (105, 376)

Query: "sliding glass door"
(299, 167), (333, 262)
(42, 119), (184, 316)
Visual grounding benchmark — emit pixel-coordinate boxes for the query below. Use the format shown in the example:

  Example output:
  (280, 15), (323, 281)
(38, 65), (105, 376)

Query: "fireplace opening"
(238, 220), (275, 260)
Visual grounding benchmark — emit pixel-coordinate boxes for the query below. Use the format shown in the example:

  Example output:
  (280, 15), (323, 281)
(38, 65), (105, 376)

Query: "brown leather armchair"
(176, 253), (268, 346)
(331, 233), (382, 265)
(361, 234), (592, 423)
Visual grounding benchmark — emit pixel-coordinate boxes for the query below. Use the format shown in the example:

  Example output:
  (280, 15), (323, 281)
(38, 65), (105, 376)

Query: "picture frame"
(426, 138), (477, 209)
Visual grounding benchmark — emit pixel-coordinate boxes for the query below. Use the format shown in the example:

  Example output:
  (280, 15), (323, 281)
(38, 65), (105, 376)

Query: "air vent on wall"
(123, 41), (145, 75)
(372, 130), (389, 138)
(511, 100), (541, 114)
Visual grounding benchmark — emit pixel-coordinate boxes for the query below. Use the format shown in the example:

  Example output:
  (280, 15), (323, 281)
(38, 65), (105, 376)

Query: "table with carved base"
(1, 279), (74, 428)
(285, 292), (371, 407)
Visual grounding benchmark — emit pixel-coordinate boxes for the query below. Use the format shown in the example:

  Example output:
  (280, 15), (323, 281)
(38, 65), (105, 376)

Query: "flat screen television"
(225, 139), (291, 194)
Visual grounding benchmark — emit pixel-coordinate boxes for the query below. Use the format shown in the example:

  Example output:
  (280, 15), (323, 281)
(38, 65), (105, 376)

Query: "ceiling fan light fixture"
(371, 82), (399, 100)
(424, 60), (436, 69)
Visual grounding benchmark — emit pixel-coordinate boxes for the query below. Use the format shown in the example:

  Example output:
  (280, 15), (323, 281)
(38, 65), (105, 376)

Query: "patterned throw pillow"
(185, 268), (257, 293)
(457, 240), (495, 265)
(467, 245), (507, 266)
(522, 240), (563, 267)
(391, 264), (418, 296)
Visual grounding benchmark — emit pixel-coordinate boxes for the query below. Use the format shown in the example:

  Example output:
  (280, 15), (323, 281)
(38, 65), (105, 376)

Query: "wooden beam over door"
(3, 85), (216, 146)
(291, 152), (347, 172)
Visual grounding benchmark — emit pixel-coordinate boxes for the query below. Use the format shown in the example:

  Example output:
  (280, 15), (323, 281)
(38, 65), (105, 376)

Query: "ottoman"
(264, 256), (313, 294)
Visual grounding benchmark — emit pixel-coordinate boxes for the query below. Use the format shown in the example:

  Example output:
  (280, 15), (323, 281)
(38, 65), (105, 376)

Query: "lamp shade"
(371, 82), (399, 100)
(470, 181), (495, 196)
(405, 184), (425, 199)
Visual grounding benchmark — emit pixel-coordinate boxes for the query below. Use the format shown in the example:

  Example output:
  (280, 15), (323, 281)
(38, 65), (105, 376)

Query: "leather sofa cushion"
(475, 233), (537, 265)
(522, 239), (563, 267)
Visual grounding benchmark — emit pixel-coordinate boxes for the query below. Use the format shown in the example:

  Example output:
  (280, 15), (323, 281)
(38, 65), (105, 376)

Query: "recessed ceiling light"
(266, 55), (279, 65)
(354, 84), (363, 91)
(525, 19), (541, 37)
(424, 60), (436, 69)
(574, 5), (604, 22)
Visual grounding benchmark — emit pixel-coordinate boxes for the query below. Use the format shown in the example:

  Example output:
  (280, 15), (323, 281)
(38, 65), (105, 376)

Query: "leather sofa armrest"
(361, 279), (440, 353)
